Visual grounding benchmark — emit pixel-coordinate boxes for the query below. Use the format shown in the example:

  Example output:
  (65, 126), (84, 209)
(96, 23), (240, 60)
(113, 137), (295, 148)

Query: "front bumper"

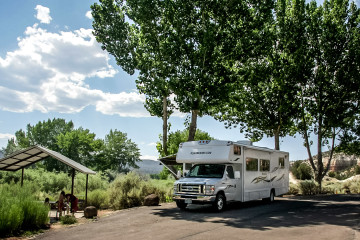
(173, 194), (216, 204)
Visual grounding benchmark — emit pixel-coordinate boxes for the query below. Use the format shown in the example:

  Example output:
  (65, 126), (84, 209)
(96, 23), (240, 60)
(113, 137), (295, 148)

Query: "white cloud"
(140, 155), (159, 161)
(86, 11), (93, 19)
(35, 5), (52, 24)
(96, 92), (149, 117)
(0, 22), (150, 117)
(147, 142), (157, 146)
(0, 133), (15, 140)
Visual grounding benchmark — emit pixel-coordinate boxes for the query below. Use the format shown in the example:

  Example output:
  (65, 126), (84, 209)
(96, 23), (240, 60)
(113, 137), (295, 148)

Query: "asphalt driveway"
(35, 195), (360, 240)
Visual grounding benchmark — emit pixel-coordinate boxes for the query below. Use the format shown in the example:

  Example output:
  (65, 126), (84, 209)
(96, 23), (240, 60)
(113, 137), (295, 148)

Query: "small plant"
(328, 171), (336, 178)
(288, 183), (300, 195)
(299, 180), (318, 195)
(60, 215), (77, 225)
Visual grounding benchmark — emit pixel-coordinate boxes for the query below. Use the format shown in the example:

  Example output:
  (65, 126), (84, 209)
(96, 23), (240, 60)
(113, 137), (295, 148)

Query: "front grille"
(178, 184), (203, 194)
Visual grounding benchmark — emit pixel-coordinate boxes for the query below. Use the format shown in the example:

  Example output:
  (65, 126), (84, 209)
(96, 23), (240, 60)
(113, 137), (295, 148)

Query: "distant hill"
(133, 159), (164, 175)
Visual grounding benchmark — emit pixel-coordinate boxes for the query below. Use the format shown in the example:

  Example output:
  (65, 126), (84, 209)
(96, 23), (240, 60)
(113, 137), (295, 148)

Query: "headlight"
(205, 185), (215, 195)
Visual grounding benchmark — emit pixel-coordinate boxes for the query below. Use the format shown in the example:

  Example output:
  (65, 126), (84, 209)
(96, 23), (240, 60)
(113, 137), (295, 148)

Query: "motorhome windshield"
(187, 164), (225, 178)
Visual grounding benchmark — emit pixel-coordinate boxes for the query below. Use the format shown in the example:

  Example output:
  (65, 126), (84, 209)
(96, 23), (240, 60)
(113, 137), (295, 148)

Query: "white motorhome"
(172, 140), (289, 211)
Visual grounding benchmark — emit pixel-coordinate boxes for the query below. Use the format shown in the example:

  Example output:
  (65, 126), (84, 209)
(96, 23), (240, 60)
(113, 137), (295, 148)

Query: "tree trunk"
(162, 96), (168, 156)
(187, 109), (198, 141)
(273, 128), (280, 150)
(316, 117), (323, 193)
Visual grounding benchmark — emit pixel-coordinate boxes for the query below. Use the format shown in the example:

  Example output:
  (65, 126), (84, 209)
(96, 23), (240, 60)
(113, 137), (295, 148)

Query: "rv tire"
(176, 200), (187, 210)
(213, 193), (226, 212)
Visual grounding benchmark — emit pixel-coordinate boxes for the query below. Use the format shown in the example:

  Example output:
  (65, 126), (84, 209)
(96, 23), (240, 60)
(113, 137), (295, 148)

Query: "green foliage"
(0, 184), (49, 237)
(60, 215), (77, 225)
(299, 180), (318, 195)
(2, 118), (141, 173)
(288, 183), (300, 195)
(98, 129), (141, 172)
(157, 129), (214, 157)
(328, 171), (336, 178)
(290, 161), (313, 180)
(0, 169), (109, 200)
(87, 189), (110, 209)
(57, 127), (104, 169)
(297, 0), (360, 190)
(355, 165), (360, 175)
(108, 172), (173, 210)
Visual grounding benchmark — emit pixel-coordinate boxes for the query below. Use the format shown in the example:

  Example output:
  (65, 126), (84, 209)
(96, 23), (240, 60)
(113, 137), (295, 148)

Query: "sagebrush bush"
(299, 180), (318, 195)
(87, 189), (110, 209)
(108, 172), (173, 210)
(0, 184), (49, 237)
(288, 183), (300, 195)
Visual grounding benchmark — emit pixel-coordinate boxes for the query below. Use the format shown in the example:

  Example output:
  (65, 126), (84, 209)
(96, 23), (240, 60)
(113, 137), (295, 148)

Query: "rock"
(84, 206), (98, 218)
(144, 194), (159, 206)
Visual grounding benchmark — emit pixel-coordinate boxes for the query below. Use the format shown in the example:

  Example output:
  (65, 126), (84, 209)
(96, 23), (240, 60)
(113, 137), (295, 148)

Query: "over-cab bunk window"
(234, 145), (241, 155)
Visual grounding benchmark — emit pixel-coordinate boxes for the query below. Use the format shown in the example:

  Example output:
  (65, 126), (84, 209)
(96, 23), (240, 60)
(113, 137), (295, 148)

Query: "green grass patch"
(0, 183), (49, 237)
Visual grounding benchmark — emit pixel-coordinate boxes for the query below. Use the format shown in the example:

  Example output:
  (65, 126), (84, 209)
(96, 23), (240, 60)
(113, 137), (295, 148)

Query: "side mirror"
(176, 170), (182, 179)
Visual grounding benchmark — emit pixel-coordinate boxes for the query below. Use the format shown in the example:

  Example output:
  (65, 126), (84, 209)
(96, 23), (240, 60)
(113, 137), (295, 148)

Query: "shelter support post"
(85, 174), (88, 207)
(71, 168), (75, 196)
(21, 168), (24, 187)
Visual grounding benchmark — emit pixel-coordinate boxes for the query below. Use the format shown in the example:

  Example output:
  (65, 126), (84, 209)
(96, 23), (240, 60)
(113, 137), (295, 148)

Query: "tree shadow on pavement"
(152, 195), (360, 231)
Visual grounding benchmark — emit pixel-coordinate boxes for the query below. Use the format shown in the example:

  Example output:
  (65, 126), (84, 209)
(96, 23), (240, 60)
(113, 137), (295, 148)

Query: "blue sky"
(0, 0), (334, 161)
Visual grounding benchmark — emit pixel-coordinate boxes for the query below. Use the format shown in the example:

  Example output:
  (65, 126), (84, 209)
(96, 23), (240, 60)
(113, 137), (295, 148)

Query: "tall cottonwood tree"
(298, 0), (360, 190)
(91, 0), (175, 154)
(212, 0), (306, 150)
(91, 0), (275, 142)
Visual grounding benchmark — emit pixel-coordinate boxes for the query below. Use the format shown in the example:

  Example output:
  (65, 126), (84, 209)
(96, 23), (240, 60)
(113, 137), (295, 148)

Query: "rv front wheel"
(176, 200), (187, 210)
(213, 193), (226, 212)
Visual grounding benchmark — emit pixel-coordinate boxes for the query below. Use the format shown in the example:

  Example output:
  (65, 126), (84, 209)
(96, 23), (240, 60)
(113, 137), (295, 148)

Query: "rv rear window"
(260, 159), (270, 171)
(246, 158), (258, 171)
(279, 157), (285, 169)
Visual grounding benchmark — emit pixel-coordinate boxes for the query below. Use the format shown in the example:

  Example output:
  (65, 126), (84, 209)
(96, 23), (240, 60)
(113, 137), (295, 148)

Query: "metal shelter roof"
(0, 145), (96, 175)
(158, 154), (178, 166)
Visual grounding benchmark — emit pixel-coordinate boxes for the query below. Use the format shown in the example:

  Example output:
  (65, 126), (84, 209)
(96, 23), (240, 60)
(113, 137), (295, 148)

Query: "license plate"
(185, 199), (192, 204)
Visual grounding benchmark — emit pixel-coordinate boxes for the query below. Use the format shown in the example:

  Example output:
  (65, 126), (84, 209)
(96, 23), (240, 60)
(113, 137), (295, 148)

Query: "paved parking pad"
(35, 195), (360, 240)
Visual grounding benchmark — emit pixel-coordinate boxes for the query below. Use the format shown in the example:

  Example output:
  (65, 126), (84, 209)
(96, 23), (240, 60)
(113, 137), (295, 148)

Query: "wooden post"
(21, 168), (24, 187)
(71, 168), (75, 195)
(71, 168), (75, 212)
(85, 174), (89, 207)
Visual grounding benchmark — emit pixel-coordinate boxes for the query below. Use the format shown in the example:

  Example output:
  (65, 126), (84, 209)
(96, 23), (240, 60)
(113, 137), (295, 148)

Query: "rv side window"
(246, 158), (258, 171)
(260, 159), (270, 172)
(279, 157), (285, 169)
(226, 166), (235, 179)
(234, 145), (241, 155)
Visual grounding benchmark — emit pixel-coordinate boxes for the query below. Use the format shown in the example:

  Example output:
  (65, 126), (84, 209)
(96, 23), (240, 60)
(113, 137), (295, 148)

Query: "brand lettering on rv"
(190, 152), (212, 155)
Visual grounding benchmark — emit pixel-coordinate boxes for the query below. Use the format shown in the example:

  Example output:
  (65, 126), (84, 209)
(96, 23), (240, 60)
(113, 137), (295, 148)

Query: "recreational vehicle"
(171, 140), (289, 211)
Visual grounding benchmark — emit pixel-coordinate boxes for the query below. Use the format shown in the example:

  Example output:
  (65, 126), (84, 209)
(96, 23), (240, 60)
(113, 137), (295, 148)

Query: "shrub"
(299, 180), (318, 195)
(87, 189), (110, 209)
(355, 165), (360, 175)
(291, 161), (313, 180)
(108, 172), (173, 210)
(328, 171), (336, 178)
(60, 215), (77, 225)
(0, 184), (49, 237)
(288, 183), (300, 195)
